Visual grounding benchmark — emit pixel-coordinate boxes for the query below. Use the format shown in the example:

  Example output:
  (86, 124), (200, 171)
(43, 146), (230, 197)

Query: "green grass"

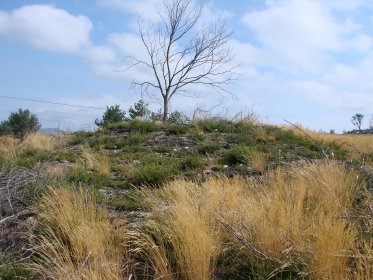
(198, 142), (221, 154)
(0, 256), (34, 280)
(168, 124), (189, 135)
(179, 153), (204, 171)
(68, 131), (93, 146)
(15, 147), (50, 168)
(193, 119), (235, 133)
(110, 191), (148, 211)
(66, 167), (113, 189)
(221, 145), (252, 166)
(106, 120), (161, 133)
(129, 161), (175, 186)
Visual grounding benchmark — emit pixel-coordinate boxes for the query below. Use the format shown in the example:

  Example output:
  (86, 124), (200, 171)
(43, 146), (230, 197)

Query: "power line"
(0, 95), (105, 110)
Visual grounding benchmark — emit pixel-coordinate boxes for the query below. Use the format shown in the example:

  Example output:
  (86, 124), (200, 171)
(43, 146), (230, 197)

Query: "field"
(0, 119), (372, 279)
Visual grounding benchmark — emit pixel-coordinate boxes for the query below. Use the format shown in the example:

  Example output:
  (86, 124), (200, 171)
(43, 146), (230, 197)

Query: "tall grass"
(78, 146), (111, 177)
(285, 125), (373, 158)
(29, 186), (125, 280)
(0, 133), (66, 164)
(150, 161), (370, 279)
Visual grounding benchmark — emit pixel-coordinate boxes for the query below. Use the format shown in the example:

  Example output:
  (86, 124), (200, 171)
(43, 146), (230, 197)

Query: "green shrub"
(68, 131), (93, 146)
(95, 104), (126, 128)
(168, 124), (189, 135)
(226, 134), (256, 146)
(0, 256), (33, 279)
(221, 145), (252, 166)
(125, 132), (147, 146)
(198, 142), (220, 154)
(107, 120), (160, 133)
(130, 162), (173, 186)
(0, 108), (40, 141)
(66, 167), (112, 188)
(129, 100), (151, 120)
(193, 119), (234, 133)
(179, 153), (204, 171)
(16, 147), (50, 168)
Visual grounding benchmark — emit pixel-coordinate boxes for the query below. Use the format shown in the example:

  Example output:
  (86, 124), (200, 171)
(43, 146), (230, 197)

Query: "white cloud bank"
(0, 5), (92, 53)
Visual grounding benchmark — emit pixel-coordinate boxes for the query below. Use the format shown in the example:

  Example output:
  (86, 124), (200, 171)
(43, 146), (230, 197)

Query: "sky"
(0, 0), (373, 132)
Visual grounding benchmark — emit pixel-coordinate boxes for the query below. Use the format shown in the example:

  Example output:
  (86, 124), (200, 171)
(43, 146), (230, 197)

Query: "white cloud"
(97, 0), (160, 21)
(0, 5), (92, 53)
(242, 0), (342, 72)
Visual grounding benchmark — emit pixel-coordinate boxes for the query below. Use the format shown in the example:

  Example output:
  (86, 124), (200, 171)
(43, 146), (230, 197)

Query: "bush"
(95, 105), (126, 128)
(179, 154), (204, 171)
(129, 100), (151, 120)
(68, 131), (93, 146)
(107, 119), (160, 133)
(168, 124), (189, 135)
(193, 119), (234, 133)
(0, 108), (40, 141)
(198, 142), (220, 154)
(221, 145), (251, 166)
(131, 162), (173, 186)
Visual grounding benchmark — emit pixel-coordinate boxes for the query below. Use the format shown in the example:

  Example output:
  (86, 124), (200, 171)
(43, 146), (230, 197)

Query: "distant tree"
(95, 105), (126, 128)
(351, 113), (364, 131)
(0, 109), (41, 141)
(129, 100), (151, 120)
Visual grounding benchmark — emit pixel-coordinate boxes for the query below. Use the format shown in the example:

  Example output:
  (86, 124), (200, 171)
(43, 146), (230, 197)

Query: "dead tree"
(129, 0), (236, 122)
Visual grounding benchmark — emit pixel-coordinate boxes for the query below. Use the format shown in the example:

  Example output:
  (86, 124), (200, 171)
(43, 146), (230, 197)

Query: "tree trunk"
(162, 97), (168, 122)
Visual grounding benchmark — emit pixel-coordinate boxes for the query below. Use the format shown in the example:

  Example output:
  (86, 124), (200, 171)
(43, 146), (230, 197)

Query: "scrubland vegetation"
(0, 119), (372, 279)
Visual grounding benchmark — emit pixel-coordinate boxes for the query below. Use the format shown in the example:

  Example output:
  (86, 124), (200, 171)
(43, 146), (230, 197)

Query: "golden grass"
(30, 186), (125, 280)
(247, 150), (267, 173)
(0, 132), (66, 163)
(77, 146), (111, 177)
(284, 125), (373, 158)
(151, 161), (370, 279)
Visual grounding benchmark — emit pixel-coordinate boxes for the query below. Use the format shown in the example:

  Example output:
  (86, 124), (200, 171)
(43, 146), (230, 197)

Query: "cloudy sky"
(0, 0), (372, 131)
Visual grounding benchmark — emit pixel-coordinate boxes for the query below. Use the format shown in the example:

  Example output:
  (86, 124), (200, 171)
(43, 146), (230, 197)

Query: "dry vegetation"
(147, 161), (372, 279)
(28, 161), (372, 279)
(286, 125), (373, 159)
(1, 126), (372, 279)
(29, 187), (125, 280)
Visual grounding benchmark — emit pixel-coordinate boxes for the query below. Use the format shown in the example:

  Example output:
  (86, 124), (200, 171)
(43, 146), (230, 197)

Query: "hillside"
(0, 119), (372, 279)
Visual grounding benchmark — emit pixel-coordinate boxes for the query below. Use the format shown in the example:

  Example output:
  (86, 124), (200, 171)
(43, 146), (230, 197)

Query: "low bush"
(168, 124), (189, 135)
(198, 142), (220, 154)
(179, 153), (204, 171)
(221, 145), (252, 166)
(68, 131), (93, 146)
(130, 162), (174, 186)
(193, 119), (234, 133)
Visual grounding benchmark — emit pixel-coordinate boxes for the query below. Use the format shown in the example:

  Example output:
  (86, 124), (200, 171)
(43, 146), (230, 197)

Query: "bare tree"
(129, 0), (236, 122)
(351, 113), (364, 131)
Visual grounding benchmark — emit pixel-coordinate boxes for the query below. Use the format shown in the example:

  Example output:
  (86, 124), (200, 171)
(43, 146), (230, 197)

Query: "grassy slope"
(0, 120), (372, 279)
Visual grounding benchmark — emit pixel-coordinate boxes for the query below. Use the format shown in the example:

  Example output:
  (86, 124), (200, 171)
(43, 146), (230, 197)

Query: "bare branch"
(129, 0), (237, 121)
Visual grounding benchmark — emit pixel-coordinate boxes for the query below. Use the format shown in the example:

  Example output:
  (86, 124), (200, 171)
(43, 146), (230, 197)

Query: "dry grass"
(284, 125), (373, 158)
(0, 133), (66, 163)
(30, 186), (125, 280)
(247, 150), (267, 173)
(150, 161), (371, 279)
(77, 146), (111, 176)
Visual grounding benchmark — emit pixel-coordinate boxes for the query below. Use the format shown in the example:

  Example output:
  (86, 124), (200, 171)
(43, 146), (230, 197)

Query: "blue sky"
(0, 0), (373, 131)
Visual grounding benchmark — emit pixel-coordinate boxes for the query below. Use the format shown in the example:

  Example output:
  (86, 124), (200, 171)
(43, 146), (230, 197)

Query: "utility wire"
(0, 95), (105, 110)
